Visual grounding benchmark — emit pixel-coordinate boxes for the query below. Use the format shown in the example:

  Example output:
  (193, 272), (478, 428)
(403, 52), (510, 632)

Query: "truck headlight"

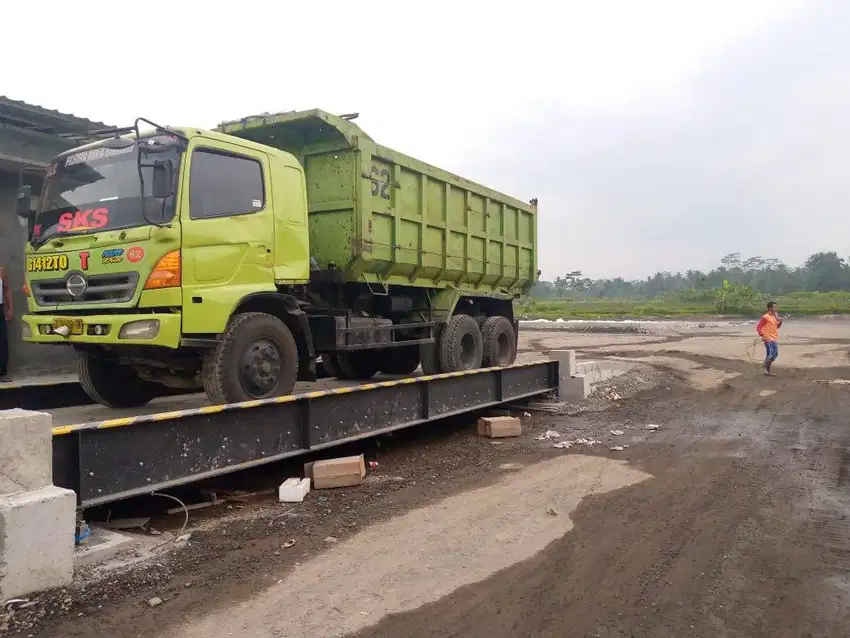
(21, 323), (31, 338)
(119, 320), (160, 339)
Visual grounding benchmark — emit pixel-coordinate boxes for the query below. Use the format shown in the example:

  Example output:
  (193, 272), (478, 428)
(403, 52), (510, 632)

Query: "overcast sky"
(5, 0), (844, 279)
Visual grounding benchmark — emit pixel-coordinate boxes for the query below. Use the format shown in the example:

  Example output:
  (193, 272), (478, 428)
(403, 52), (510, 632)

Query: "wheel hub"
(460, 333), (477, 369)
(240, 339), (282, 398)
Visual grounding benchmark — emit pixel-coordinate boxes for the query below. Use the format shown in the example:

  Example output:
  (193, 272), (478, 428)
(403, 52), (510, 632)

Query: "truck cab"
(20, 126), (313, 407)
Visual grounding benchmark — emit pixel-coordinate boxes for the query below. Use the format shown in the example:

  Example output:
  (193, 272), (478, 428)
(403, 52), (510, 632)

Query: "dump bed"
(217, 110), (537, 295)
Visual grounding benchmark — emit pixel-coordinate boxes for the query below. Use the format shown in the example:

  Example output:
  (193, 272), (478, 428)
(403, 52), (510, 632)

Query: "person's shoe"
(0, 375), (10, 383)
(764, 371), (776, 377)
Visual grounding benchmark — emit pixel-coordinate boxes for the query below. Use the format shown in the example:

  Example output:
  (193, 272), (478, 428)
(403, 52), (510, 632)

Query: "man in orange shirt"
(756, 301), (782, 376)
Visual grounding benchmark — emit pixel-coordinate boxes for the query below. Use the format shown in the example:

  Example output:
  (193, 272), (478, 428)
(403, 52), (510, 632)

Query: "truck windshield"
(33, 135), (182, 247)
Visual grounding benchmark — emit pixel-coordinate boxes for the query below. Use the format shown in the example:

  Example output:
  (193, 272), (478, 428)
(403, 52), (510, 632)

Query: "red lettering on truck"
(90, 208), (109, 228)
(56, 208), (110, 232)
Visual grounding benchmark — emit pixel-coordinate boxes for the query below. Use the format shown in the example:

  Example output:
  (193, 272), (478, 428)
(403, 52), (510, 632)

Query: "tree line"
(532, 252), (850, 299)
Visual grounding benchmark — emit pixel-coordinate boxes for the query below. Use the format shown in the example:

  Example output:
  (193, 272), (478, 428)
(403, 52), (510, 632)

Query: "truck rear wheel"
(77, 352), (156, 408)
(378, 346), (420, 376)
(439, 314), (483, 372)
(481, 316), (517, 366)
(325, 352), (380, 380)
(419, 343), (440, 375)
(419, 323), (443, 375)
(202, 312), (298, 404)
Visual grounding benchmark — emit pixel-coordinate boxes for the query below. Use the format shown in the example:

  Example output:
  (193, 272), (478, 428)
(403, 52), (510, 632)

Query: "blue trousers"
(764, 340), (778, 367)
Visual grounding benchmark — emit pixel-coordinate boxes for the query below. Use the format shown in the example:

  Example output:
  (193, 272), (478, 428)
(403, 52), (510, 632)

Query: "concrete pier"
(551, 350), (589, 400)
(0, 409), (76, 599)
(550, 351), (633, 401)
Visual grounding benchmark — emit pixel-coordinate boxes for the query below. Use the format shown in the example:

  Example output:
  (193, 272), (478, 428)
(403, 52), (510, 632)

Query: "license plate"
(52, 318), (84, 335)
(27, 254), (69, 273)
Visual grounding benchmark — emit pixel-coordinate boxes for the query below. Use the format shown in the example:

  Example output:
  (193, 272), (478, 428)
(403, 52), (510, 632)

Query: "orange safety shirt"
(757, 313), (780, 342)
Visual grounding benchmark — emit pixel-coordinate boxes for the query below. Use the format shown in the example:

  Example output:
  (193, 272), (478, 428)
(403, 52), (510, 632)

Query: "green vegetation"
(524, 252), (850, 319)
(519, 291), (850, 320)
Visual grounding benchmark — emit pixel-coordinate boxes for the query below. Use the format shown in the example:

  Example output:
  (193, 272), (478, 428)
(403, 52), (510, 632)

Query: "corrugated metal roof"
(0, 95), (112, 143)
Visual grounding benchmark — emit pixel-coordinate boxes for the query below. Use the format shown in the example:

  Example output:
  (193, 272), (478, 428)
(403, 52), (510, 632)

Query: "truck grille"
(32, 272), (140, 306)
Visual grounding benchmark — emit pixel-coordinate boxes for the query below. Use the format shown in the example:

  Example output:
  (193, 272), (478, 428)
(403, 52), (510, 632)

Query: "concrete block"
(561, 374), (591, 401)
(477, 416), (522, 438)
(575, 361), (609, 385)
(311, 454), (366, 489)
(0, 485), (76, 599)
(0, 409), (53, 495)
(489, 419), (522, 438)
(552, 349), (577, 377)
(278, 478), (311, 503)
(576, 360), (623, 385)
(553, 350), (581, 399)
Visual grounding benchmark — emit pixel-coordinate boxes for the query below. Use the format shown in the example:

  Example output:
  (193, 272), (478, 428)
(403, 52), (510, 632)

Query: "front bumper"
(22, 312), (182, 348)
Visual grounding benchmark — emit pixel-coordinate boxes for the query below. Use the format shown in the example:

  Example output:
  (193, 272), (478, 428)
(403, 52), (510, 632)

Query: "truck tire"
(420, 324), (443, 375)
(419, 342), (440, 375)
(378, 346), (420, 376)
(481, 316), (517, 366)
(439, 314), (483, 372)
(202, 312), (298, 404)
(327, 352), (380, 380)
(77, 352), (156, 408)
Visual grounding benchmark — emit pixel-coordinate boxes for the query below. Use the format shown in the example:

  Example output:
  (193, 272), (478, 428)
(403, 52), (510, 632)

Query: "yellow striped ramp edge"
(51, 360), (553, 436)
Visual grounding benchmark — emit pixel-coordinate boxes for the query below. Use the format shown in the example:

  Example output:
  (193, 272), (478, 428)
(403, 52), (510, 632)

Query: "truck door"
(180, 139), (276, 335)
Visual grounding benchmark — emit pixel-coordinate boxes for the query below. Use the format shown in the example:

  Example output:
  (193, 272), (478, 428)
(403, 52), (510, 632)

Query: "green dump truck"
(17, 110), (538, 408)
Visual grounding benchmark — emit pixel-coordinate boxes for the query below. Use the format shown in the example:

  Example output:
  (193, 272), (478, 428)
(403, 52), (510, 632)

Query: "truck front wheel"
(202, 312), (298, 404)
(481, 316), (517, 366)
(77, 352), (156, 408)
(439, 314), (483, 372)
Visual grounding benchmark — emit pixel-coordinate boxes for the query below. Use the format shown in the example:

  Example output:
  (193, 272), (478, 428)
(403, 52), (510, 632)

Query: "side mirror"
(15, 185), (33, 219)
(151, 160), (174, 199)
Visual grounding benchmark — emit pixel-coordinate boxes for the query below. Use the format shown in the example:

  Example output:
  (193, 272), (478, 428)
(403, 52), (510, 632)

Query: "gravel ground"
(5, 320), (850, 637)
(1, 365), (670, 637)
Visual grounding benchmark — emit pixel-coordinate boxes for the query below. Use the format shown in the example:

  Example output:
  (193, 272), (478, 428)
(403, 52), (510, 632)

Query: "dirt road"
(16, 319), (850, 637)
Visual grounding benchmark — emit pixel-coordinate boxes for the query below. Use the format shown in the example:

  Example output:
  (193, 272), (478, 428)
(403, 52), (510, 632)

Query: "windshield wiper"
(30, 228), (66, 251)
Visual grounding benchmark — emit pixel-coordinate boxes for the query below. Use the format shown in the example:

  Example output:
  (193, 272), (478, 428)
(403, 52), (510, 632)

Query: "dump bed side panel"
(362, 147), (536, 294)
(219, 110), (537, 295)
(302, 149), (359, 273)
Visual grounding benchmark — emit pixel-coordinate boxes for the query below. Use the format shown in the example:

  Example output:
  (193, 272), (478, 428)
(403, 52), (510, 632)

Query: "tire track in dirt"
(171, 456), (651, 638)
(355, 454), (789, 638)
(354, 367), (850, 638)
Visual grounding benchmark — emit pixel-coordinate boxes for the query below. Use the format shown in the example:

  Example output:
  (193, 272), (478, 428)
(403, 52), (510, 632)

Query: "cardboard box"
(477, 418), (491, 435)
(477, 416), (522, 438)
(309, 454), (366, 489)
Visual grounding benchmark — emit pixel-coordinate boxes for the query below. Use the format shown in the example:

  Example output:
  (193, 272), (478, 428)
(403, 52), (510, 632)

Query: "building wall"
(0, 171), (76, 376)
(0, 125), (72, 166)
